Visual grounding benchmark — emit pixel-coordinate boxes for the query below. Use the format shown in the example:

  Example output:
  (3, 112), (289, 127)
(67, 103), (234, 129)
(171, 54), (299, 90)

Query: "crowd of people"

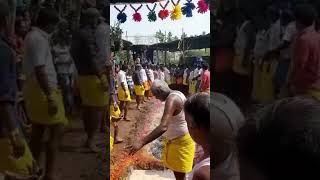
(0, 0), (211, 179)
(0, 1), (112, 179)
(213, 2), (320, 111)
(212, 2), (320, 180)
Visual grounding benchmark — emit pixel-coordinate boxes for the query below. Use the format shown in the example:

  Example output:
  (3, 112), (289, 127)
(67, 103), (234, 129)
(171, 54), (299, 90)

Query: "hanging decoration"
(147, 0), (158, 3)
(146, 4), (157, 22)
(170, 0), (182, 20)
(115, 5), (127, 23)
(182, 0), (195, 17)
(158, 1), (170, 20)
(197, 0), (208, 14)
(130, 4), (143, 22)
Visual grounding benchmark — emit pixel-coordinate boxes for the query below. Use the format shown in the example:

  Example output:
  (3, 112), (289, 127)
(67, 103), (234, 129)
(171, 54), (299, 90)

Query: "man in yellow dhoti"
(117, 65), (131, 121)
(71, 8), (110, 152)
(0, 2), (38, 178)
(23, 7), (67, 180)
(129, 80), (195, 180)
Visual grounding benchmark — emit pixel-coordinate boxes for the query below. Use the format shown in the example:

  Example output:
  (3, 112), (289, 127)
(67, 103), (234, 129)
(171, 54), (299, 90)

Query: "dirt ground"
(110, 98), (165, 180)
(54, 115), (107, 180)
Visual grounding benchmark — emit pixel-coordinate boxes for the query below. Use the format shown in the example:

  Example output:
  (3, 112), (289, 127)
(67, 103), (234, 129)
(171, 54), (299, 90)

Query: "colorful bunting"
(197, 0), (208, 14)
(158, 1), (170, 20)
(146, 4), (157, 22)
(112, 0), (208, 23)
(170, 0), (182, 20)
(182, 0), (195, 17)
(130, 4), (143, 22)
(115, 5), (127, 23)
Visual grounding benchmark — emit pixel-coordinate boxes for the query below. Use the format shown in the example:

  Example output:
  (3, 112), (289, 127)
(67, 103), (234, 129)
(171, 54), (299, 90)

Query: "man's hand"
(48, 99), (58, 116)
(9, 132), (25, 159)
(127, 141), (144, 155)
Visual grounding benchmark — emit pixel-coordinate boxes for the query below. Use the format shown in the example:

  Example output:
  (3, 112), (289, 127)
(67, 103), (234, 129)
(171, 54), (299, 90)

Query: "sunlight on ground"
(128, 170), (175, 180)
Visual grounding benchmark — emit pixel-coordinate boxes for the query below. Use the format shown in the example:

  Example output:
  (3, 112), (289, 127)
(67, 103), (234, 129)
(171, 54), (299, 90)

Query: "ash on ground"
(149, 136), (164, 160)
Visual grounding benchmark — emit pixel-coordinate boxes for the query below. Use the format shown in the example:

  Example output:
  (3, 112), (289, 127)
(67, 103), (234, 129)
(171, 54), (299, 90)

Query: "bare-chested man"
(128, 80), (195, 180)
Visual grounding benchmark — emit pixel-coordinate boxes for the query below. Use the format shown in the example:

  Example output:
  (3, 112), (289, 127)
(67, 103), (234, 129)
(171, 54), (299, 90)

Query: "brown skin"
(0, 103), (25, 158)
(119, 79), (130, 121)
(185, 112), (210, 180)
(32, 66), (64, 180)
(128, 88), (187, 180)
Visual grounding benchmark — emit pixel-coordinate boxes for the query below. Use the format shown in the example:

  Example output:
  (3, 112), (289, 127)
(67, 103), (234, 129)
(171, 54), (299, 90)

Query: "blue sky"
(110, 0), (210, 39)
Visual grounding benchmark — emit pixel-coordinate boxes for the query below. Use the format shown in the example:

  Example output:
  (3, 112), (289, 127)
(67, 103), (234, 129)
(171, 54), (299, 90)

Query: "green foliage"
(155, 30), (166, 43)
(184, 49), (210, 57)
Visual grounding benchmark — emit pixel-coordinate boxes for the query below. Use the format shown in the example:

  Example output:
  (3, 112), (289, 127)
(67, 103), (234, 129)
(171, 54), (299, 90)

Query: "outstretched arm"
(128, 95), (177, 155)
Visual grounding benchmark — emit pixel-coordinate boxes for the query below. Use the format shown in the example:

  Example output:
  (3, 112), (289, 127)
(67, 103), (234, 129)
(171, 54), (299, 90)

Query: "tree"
(167, 32), (173, 42)
(202, 31), (206, 35)
(181, 32), (187, 39)
(173, 36), (179, 41)
(155, 30), (166, 43)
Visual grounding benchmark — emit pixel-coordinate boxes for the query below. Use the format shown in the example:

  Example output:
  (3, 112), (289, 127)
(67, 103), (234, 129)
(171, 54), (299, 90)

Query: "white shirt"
(96, 22), (111, 66)
(198, 68), (203, 81)
(268, 19), (281, 51)
(24, 27), (58, 88)
(160, 71), (165, 81)
(149, 69), (155, 82)
(183, 68), (188, 85)
(253, 30), (269, 59)
(187, 157), (210, 180)
(234, 20), (250, 56)
(164, 68), (171, 82)
(189, 71), (194, 82)
(281, 21), (297, 60)
(118, 70), (128, 89)
(52, 44), (74, 74)
(140, 68), (148, 82)
(165, 91), (189, 140)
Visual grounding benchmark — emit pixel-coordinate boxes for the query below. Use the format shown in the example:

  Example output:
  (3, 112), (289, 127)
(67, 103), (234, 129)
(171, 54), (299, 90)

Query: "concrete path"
(128, 170), (175, 180)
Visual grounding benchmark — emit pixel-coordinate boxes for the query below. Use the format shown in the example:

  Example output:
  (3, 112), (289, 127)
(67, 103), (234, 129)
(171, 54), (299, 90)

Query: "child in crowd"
(110, 94), (123, 145)
(184, 93), (210, 180)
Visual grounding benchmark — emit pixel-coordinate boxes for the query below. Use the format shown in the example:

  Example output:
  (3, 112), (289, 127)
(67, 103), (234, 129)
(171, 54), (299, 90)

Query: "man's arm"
(140, 96), (177, 146)
(28, 35), (54, 97)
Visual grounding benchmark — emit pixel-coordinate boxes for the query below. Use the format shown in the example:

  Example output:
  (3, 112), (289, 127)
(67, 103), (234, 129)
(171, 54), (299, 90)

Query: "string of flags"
(114, 0), (209, 23)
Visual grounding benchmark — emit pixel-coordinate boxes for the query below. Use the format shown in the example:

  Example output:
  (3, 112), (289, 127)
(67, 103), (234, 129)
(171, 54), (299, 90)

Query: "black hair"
(0, 0), (9, 27)
(203, 62), (209, 70)
(184, 93), (210, 130)
(294, 4), (317, 27)
(121, 64), (128, 71)
(238, 97), (320, 179)
(36, 7), (59, 28)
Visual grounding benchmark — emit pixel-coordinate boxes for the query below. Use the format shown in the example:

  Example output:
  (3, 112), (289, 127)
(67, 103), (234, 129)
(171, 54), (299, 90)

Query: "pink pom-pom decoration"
(197, 0), (208, 13)
(133, 12), (142, 22)
(158, 9), (169, 20)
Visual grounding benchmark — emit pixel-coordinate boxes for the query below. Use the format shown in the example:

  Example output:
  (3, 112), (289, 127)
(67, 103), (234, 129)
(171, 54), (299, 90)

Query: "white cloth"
(24, 27), (58, 88)
(281, 21), (297, 60)
(212, 152), (240, 180)
(253, 30), (269, 59)
(118, 70), (128, 89)
(164, 68), (171, 82)
(160, 71), (165, 81)
(96, 22), (110, 66)
(187, 157), (210, 180)
(198, 68), (203, 81)
(189, 71), (194, 82)
(140, 69), (148, 82)
(268, 19), (281, 51)
(149, 69), (155, 82)
(52, 44), (74, 74)
(234, 20), (250, 56)
(183, 68), (188, 85)
(165, 91), (189, 140)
